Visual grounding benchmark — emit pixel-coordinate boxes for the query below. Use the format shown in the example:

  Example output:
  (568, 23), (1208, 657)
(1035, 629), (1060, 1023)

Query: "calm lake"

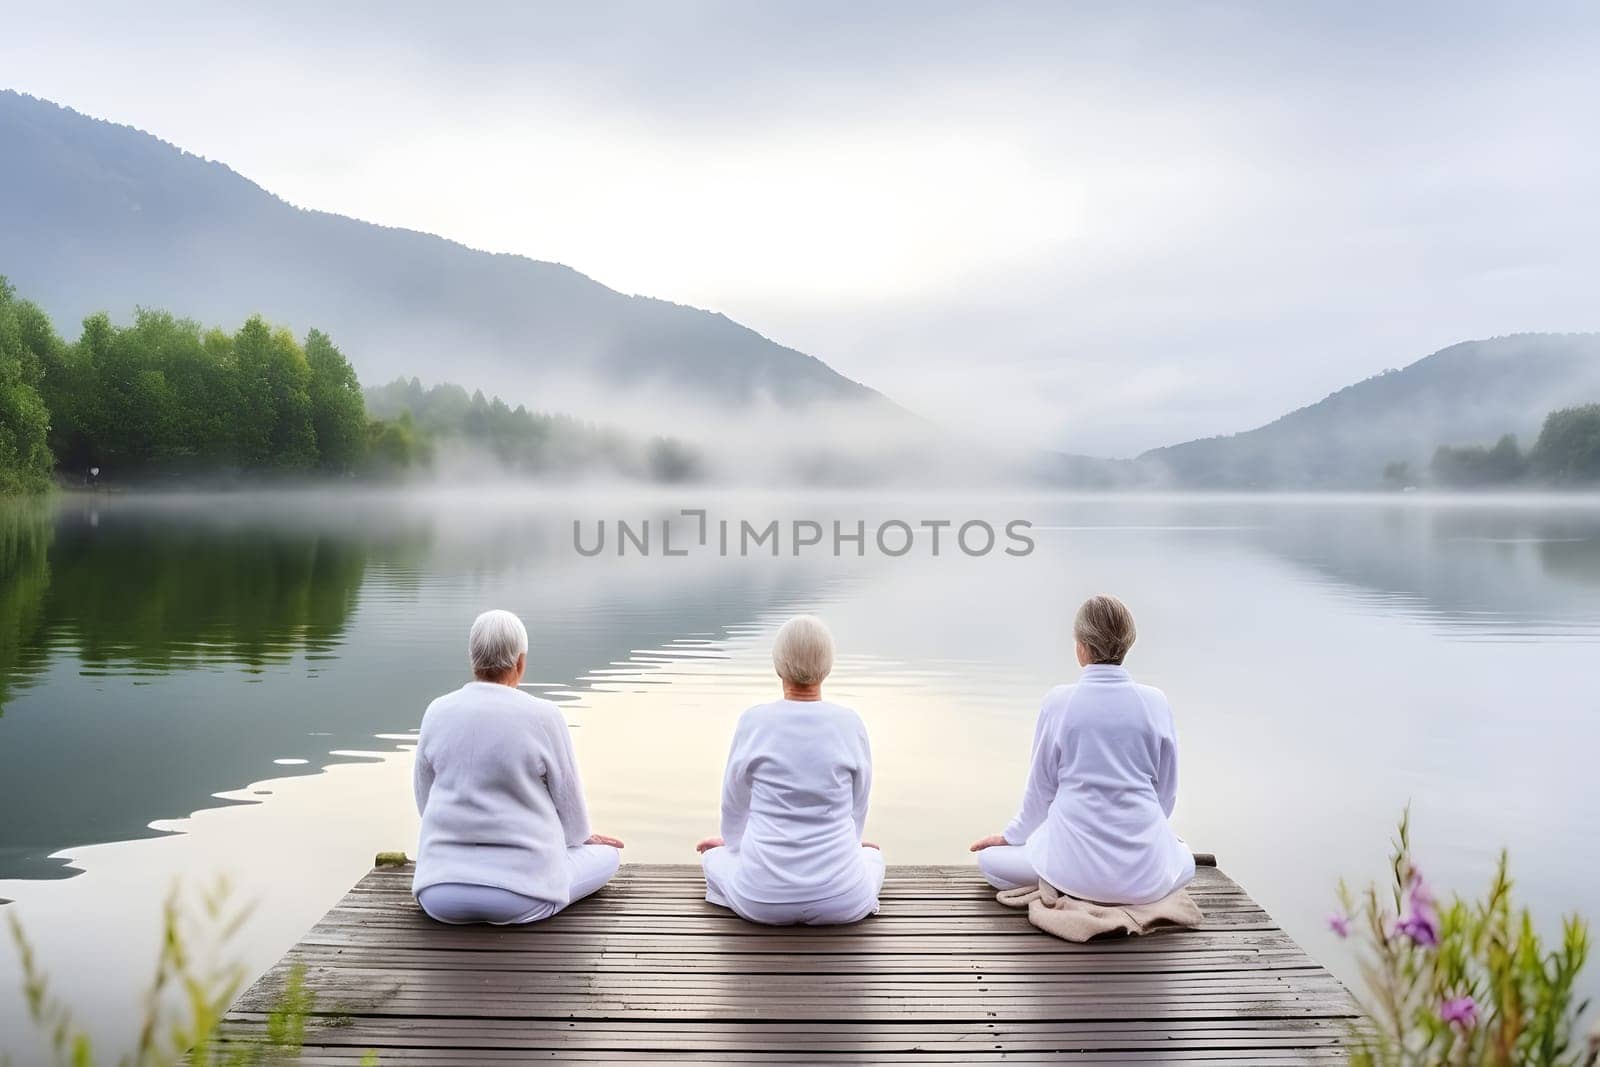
(2, 488), (1598, 1058)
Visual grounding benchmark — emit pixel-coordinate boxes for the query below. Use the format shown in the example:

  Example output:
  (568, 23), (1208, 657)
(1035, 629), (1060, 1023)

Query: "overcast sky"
(4, 1), (1599, 455)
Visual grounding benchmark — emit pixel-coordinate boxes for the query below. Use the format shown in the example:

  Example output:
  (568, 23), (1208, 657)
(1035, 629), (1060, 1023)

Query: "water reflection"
(0, 494), (829, 879)
(2, 491), (1599, 886)
(1237, 499), (1600, 640)
(0, 502), (53, 712)
(3, 489), (1600, 1062)
(0, 501), (384, 877)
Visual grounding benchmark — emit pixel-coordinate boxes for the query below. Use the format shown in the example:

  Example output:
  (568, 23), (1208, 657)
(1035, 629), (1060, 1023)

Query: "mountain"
(1141, 334), (1600, 488)
(0, 90), (890, 416)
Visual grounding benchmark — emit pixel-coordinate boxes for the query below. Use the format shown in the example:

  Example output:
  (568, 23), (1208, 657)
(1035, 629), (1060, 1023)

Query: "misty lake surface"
(2, 488), (1599, 1056)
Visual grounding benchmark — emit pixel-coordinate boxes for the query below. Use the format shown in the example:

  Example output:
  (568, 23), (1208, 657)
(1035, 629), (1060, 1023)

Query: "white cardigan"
(412, 682), (592, 904)
(719, 699), (873, 904)
(1003, 664), (1194, 905)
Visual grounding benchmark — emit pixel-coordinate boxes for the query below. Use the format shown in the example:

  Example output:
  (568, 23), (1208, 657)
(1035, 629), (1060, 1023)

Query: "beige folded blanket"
(996, 881), (1203, 942)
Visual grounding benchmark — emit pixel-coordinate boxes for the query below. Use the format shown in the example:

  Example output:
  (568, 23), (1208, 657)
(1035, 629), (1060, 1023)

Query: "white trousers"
(976, 844), (1039, 892)
(702, 846), (886, 926)
(416, 844), (621, 924)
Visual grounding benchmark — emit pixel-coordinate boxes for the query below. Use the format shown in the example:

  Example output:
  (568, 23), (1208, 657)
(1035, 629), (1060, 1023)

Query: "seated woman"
(412, 609), (624, 924)
(695, 615), (884, 925)
(970, 594), (1194, 905)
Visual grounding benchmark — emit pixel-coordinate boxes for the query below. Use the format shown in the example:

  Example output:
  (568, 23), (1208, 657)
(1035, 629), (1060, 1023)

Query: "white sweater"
(1003, 664), (1195, 906)
(720, 699), (873, 904)
(412, 682), (592, 904)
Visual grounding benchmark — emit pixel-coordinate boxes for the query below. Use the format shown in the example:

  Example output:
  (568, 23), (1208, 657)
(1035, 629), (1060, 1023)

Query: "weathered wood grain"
(218, 862), (1360, 1063)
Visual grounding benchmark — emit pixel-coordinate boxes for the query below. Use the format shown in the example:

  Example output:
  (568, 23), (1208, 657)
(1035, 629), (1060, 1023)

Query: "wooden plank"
(294, 929), (1311, 958)
(236, 966), (1352, 1010)
(308, 913), (1280, 936)
(224, 1015), (1351, 1049)
(217, 862), (1360, 1062)
(269, 945), (1326, 974)
(281, 1054), (1354, 1065)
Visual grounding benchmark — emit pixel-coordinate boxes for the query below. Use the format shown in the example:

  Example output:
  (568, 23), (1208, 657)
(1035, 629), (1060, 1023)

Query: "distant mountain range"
(0, 90), (890, 417)
(1141, 334), (1600, 487)
(5, 88), (1598, 488)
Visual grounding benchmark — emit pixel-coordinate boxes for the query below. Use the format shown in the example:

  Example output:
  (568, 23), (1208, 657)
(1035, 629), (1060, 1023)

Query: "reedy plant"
(5, 875), (374, 1066)
(1333, 810), (1594, 1066)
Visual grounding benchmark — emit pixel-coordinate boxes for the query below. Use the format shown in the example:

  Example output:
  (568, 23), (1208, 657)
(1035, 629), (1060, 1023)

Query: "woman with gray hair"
(411, 609), (624, 924)
(970, 594), (1194, 905)
(695, 615), (884, 925)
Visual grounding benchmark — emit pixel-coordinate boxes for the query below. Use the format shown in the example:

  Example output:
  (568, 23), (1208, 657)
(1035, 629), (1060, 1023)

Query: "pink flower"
(1440, 995), (1478, 1029)
(1328, 912), (1351, 938)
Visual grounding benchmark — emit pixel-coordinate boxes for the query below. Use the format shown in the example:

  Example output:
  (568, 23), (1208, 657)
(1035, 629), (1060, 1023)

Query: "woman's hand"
(586, 833), (625, 848)
(695, 836), (725, 854)
(969, 833), (1008, 852)
(862, 841), (881, 850)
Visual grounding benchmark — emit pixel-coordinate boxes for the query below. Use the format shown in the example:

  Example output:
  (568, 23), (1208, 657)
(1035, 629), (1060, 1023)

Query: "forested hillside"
(1142, 334), (1600, 487)
(0, 278), (699, 491)
(0, 91), (890, 416)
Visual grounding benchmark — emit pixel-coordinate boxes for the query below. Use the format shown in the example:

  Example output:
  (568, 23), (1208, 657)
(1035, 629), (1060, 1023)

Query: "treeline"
(1, 277), (379, 487)
(0, 281), (55, 492)
(0, 277), (701, 491)
(365, 377), (702, 482)
(1385, 405), (1600, 489)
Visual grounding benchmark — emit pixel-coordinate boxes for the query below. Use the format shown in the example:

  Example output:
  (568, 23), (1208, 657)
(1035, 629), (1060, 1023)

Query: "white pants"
(977, 844), (1039, 892)
(702, 846), (886, 926)
(416, 844), (621, 924)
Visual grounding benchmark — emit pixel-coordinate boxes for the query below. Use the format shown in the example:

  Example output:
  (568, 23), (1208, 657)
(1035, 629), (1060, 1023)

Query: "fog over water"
(2, 488), (1599, 1059)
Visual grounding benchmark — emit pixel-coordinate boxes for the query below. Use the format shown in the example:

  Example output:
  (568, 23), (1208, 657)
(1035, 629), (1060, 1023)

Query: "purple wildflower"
(1328, 912), (1351, 938)
(1394, 864), (1440, 947)
(1409, 870), (1436, 912)
(1395, 910), (1440, 947)
(1440, 995), (1478, 1029)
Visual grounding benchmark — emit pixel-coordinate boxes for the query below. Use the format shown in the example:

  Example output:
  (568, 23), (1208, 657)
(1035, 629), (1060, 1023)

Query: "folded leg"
(977, 843), (1039, 891)
(566, 842), (621, 904)
(416, 883), (559, 925)
(701, 845), (737, 909)
(798, 846), (886, 925)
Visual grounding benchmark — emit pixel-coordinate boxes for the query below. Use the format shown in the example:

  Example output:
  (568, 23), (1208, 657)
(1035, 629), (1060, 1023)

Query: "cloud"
(4, 2), (1600, 455)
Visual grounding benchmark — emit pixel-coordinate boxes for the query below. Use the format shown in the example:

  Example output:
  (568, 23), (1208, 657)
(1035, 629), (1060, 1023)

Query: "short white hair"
(469, 609), (528, 677)
(772, 615), (834, 686)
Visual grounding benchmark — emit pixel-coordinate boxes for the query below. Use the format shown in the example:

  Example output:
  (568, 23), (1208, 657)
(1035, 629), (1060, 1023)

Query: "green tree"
(232, 317), (316, 472)
(648, 436), (702, 482)
(361, 376), (701, 480)
(36, 313), (97, 474)
(304, 329), (368, 474)
(1382, 460), (1415, 489)
(231, 317), (279, 466)
(1429, 434), (1526, 488)
(364, 411), (430, 475)
(265, 326), (317, 471)
(0, 279), (56, 493)
(89, 310), (178, 469)
(1530, 404), (1600, 485)
(140, 310), (238, 468)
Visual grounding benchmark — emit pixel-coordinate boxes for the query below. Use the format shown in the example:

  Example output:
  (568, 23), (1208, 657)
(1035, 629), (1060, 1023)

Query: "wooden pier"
(220, 859), (1360, 1063)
